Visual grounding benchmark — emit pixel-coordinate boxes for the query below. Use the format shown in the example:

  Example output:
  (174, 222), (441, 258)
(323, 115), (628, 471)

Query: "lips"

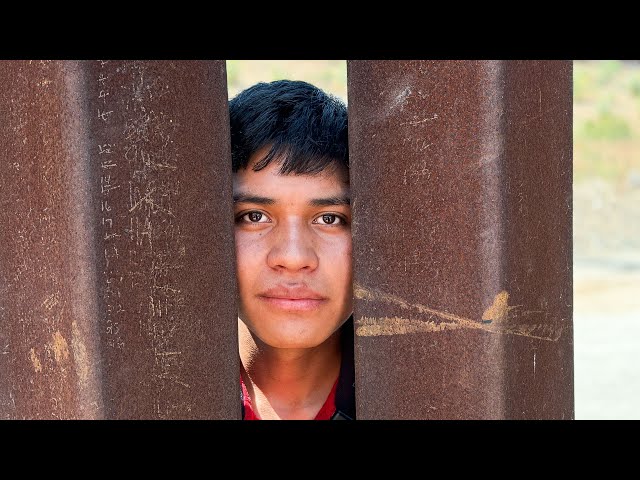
(258, 285), (327, 312)
(259, 285), (326, 301)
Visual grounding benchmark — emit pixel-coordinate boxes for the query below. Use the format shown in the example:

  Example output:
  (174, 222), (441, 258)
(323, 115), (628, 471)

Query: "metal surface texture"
(348, 60), (573, 419)
(0, 60), (240, 419)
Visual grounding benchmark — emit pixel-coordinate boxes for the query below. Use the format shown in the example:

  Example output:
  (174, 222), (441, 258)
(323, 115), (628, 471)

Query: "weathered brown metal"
(348, 60), (573, 419)
(0, 60), (240, 419)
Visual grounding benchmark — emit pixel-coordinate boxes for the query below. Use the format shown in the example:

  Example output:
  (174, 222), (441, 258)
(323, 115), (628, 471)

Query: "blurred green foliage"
(629, 75), (640, 98)
(225, 61), (239, 90)
(574, 60), (639, 183)
(580, 111), (631, 140)
(596, 60), (623, 86)
(573, 67), (592, 102)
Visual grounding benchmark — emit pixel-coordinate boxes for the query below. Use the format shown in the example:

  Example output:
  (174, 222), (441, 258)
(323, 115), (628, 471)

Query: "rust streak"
(29, 348), (43, 373)
(50, 331), (70, 364)
(71, 321), (89, 385)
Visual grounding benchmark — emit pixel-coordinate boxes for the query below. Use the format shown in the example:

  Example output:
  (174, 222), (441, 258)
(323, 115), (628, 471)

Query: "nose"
(266, 219), (319, 272)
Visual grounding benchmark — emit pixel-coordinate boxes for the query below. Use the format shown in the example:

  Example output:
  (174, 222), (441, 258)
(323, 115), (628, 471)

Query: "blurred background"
(226, 60), (640, 420)
(572, 60), (640, 420)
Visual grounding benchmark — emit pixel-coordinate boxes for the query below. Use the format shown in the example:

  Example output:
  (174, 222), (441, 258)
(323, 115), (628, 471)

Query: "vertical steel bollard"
(0, 60), (239, 419)
(348, 60), (573, 419)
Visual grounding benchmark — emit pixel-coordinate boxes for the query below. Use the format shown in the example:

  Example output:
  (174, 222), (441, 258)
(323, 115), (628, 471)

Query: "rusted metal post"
(0, 60), (239, 419)
(348, 60), (573, 419)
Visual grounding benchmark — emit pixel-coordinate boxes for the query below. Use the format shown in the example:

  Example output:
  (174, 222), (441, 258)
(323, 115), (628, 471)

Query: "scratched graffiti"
(95, 60), (125, 351)
(117, 61), (188, 418)
(93, 61), (190, 417)
(354, 283), (565, 342)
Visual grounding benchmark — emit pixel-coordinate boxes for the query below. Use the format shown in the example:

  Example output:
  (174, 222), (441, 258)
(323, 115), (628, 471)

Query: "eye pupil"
(249, 212), (262, 222)
(323, 215), (335, 224)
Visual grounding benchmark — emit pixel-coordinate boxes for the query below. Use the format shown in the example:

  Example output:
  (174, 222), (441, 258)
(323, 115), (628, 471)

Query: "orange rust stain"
(482, 290), (511, 323)
(71, 321), (89, 385)
(51, 331), (70, 364)
(29, 348), (43, 373)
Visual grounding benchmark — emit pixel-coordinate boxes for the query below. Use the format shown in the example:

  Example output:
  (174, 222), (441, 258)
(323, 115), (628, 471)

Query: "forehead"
(233, 150), (349, 195)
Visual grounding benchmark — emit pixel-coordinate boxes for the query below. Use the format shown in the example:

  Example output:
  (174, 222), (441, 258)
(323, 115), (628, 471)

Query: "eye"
(237, 211), (271, 224)
(313, 214), (345, 226)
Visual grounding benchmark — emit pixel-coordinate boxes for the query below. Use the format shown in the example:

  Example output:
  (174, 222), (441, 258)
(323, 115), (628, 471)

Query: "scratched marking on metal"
(87, 60), (239, 419)
(354, 284), (565, 341)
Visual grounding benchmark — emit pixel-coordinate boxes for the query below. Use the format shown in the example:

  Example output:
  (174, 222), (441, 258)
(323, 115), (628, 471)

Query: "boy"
(229, 79), (355, 420)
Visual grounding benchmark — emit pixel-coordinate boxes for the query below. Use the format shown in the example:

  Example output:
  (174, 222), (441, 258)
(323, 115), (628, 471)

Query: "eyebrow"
(233, 193), (275, 205)
(233, 192), (350, 206)
(309, 196), (350, 207)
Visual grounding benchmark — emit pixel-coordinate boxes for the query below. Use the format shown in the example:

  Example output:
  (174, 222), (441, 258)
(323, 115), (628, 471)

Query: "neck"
(238, 319), (342, 420)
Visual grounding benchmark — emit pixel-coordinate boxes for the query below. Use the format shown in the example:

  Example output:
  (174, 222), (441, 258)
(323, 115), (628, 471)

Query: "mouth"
(258, 286), (328, 312)
(258, 296), (327, 312)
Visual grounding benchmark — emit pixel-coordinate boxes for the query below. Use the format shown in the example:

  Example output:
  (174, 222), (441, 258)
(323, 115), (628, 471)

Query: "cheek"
(321, 235), (353, 284)
(234, 232), (263, 286)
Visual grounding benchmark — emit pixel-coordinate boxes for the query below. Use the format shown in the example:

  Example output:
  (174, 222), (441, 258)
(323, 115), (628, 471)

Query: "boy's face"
(233, 147), (353, 350)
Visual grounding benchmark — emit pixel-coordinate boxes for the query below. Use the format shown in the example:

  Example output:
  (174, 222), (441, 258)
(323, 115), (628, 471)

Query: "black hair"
(228, 79), (348, 174)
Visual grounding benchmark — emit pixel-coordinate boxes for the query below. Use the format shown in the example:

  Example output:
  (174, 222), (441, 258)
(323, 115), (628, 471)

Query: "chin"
(262, 323), (330, 350)
(244, 312), (338, 350)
